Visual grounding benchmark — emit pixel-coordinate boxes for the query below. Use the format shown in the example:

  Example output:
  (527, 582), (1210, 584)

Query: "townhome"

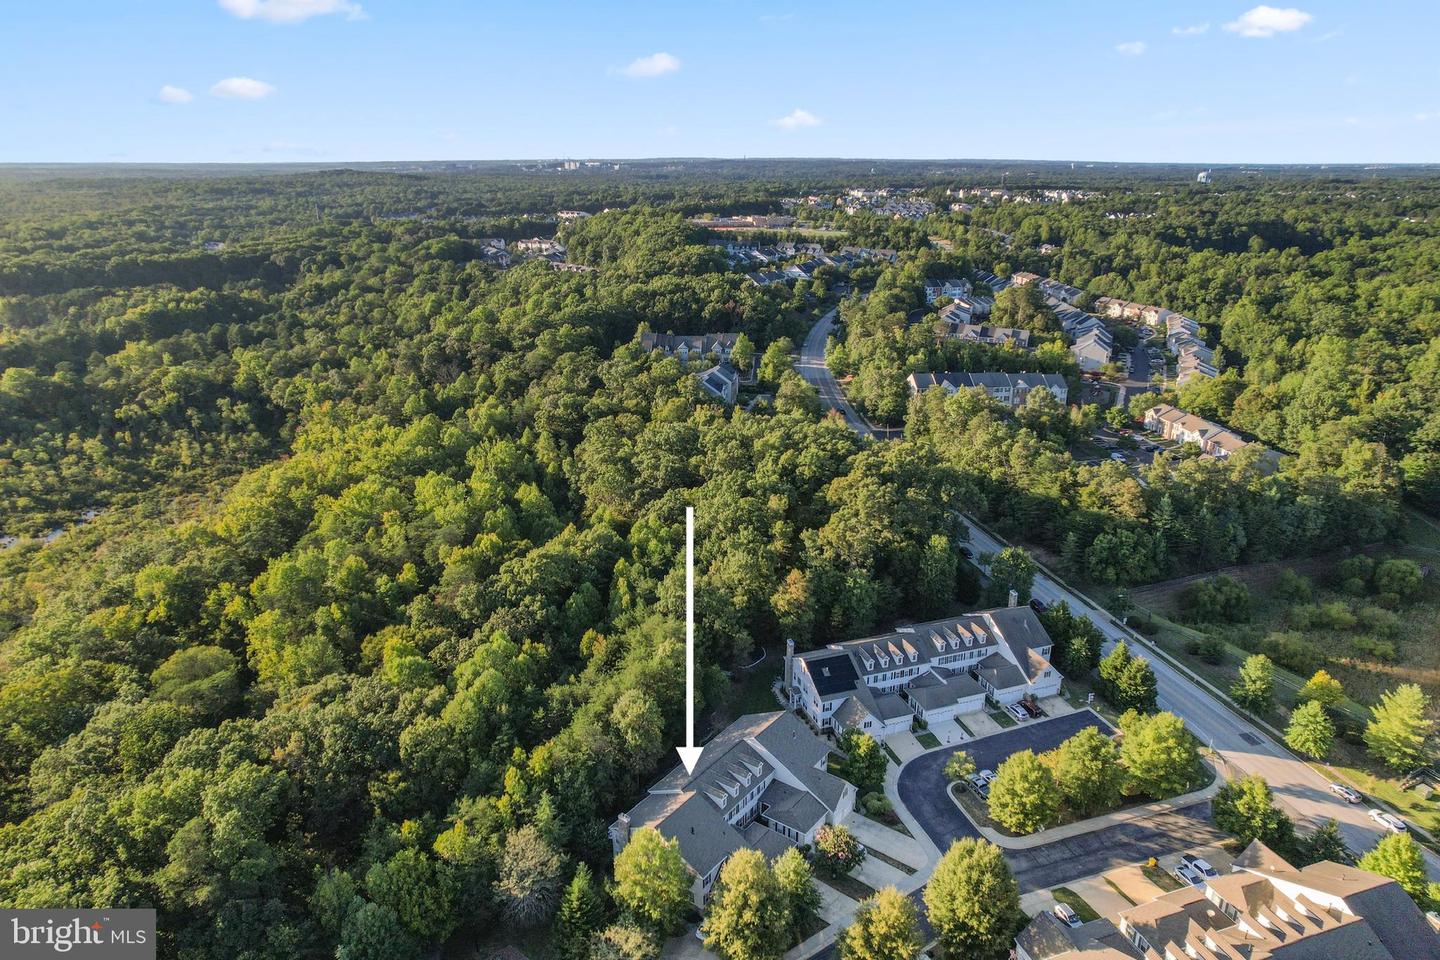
(1166, 314), (1200, 353)
(1176, 353), (1218, 385)
(937, 296), (996, 329)
(610, 712), (854, 908)
(697, 362), (742, 405)
(514, 237), (566, 257)
(1144, 404), (1252, 458)
(946, 323), (1032, 349)
(1039, 277), (1084, 305)
(1010, 271), (1042, 286)
(786, 605), (1064, 737)
(748, 270), (788, 287)
(907, 371), (1069, 407)
(639, 332), (741, 364)
(924, 277), (973, 303)
(1072, 327), (1114, 372)
(1015, 840), (1440, 960)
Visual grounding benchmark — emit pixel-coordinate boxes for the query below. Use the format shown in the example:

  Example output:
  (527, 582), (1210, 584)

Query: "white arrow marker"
(676, 506), (704, 775)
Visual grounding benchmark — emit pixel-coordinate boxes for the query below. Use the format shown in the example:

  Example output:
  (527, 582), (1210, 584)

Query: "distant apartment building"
(1144, 403), (1251, 458)
(1038, 277), (1084, 305)
(514, 237), (566, 257)
(937, 296), (996, 329)
(946, 323), (1032, 349)
(786, 606), (1064, 736)
(638, 332), (741, 364)
(1072, 327), (1115, 372)
(907, 371), (1069, 408)
(924, 277), (973, 304)
(610, 711), (854, 908)
(1014, 839), (1440, 960)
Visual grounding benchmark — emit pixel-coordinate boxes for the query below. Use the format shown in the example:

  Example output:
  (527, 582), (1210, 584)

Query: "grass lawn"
(818, 871), (878, 902)
(725, 652), (782, 717)
(1142, 863), (1184, 893)
(988, 708), (1017, 729)
(1051, 887), (1101, 923)
(915, 731), (941, 749)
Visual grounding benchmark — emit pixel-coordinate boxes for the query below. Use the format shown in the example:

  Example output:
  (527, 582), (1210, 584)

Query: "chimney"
(784, 639), (795, 699)
(1008, 589), (1018, 608)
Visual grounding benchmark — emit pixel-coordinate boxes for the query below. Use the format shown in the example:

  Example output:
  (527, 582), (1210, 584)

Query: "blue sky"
(5, 0), (1440, 164)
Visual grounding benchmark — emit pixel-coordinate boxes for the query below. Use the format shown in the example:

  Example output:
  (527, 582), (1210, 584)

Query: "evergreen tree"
(924, 839), (1023, 960)
(1364, 684), (1435, 771)
(1299, 819), (1351, 866)
(915, 534), (958, 617)
(773, 848), (822, 947)
(557, 863), (606, 960)
(1116, 657), (1159, 713)
(838, 887), (922, 960)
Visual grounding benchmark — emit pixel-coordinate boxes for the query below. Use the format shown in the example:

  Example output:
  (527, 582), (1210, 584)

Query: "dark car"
(959, 546), (974, 560)
(1020, 699), (1044, 719)
(1028, 598), (1046, 613)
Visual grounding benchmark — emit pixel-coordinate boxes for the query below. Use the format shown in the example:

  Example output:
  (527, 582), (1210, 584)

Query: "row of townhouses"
(907, 371), (1070, 408)
(1016, 839), (1440, 960)
(1144, 403), (1253, 459)
(787, 605), (1064, 736)
(637, 332), (746, 404)
(610, 711), (855, 907)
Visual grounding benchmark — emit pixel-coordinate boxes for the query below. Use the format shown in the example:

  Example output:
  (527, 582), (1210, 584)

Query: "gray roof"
(974, 651), (1027, 690)
(620, 712), (845, 877)
(759, 780), (829, 833)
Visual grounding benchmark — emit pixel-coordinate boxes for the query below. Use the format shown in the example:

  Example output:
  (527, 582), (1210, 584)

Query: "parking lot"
(896, 711), (1112, 852)
(894, 711), (1226, 893)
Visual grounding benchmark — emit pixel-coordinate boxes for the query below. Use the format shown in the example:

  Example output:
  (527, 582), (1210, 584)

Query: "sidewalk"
(945, 773), (1221, 850)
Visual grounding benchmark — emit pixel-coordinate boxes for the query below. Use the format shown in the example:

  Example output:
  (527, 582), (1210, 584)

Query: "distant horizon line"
(3, 157), (1439, 169)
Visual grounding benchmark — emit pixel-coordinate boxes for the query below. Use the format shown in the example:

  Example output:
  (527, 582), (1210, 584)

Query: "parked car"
(964, 773), (987, 794)
(1006, 703), (1029, 722)
(1053, 903), (1081, 928)
(1329, 782), (1363, 804)
(1180, 854), (1218, 878)
(1028, 597), (1047, 613)
(1020, 699), (1044, 719)
(1109, 451), (1128, 462)
(1369, 809), (1407, 833)
(1174, 864), (1206, 887)
(958, 546), (974, 559)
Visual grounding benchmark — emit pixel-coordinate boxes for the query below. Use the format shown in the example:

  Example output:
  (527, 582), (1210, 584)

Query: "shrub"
(1337, 555), (1375, 587)
(1356, 605), (1402, 638)
(1259, 631), (1322, 677)
(861, 792), (893, 816)
(1273, 569), (1313, 604)
(1320, 602), (1357, 631)
(1340, 577), (1368, 597)
(1180, 575), (1252, 624)
(1373, 558), (1423, 601)
(1352, 636), (1398, 662)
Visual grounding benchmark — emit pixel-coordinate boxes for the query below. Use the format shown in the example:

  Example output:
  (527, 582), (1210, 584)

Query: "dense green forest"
(0, 162), (1437, 959)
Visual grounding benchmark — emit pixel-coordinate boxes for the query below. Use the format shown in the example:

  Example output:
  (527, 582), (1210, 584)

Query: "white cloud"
(1416, 110), (1440, 122)
(617, 52), (681, 78)
(1115, 40), (1147, 56)
(1172, 22), (1210, 36)
(158, 85), (194, 104)
(773, 108), (821, 130)
(1223, 6), (1312, 38)
(210, 76), (277, 100)
(218, 0), (364, 22)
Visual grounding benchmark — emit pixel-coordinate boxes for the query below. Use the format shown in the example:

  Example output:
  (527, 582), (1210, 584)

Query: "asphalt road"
(798, 308), (902, 439)
(960, 515), (1434, 872)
